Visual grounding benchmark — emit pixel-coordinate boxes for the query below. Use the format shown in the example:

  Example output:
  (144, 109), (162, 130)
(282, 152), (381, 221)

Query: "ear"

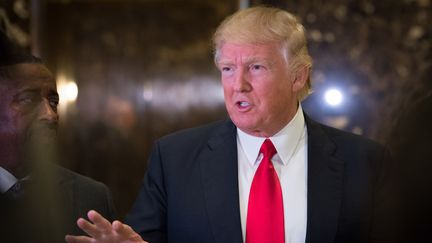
(292, 65), (309, 92)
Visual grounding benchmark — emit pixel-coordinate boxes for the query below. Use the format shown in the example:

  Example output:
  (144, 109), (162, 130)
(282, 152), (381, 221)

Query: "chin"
(232, 119), (257, 133)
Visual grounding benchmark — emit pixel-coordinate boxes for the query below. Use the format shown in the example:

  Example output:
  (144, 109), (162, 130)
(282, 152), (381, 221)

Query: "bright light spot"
(324, 88), (343, 106)
(57, 73), (78, 104)
(56, 73), (78, 118)
(64, 82), (78, 102)
(58, 81), (78, 103)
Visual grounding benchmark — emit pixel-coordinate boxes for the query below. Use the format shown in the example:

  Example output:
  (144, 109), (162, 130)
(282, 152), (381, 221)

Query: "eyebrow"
(15, 87), (59, 97)
(16, 88), (40, 94)
(217, 57), (274, 67)
(12, 90), (39, 102)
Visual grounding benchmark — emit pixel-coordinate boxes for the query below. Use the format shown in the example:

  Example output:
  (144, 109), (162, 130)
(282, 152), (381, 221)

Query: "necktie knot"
(260, 138), (276, 160)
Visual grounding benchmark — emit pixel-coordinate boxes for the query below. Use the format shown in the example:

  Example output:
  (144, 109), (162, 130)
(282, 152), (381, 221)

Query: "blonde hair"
(213, 6), (312, 100)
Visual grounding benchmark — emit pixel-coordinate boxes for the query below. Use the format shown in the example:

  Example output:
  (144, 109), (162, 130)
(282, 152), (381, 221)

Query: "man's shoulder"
(158, 119), (234, 145)
(53, 165), (108, 191)
(51, 165), (117, 221)
(307, 117), (386, 153)
(322, 123), (379, 145)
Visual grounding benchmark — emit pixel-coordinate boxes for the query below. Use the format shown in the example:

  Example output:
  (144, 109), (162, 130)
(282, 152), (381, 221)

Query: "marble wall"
(0, 0), (32, 48)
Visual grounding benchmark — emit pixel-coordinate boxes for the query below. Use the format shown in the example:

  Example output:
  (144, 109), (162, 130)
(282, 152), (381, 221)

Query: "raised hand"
(65, 210), (146, 243)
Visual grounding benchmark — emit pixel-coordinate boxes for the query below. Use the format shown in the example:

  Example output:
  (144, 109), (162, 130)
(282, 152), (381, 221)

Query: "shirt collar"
(0, 166), (18, 193)
(237, 105), (306, 166)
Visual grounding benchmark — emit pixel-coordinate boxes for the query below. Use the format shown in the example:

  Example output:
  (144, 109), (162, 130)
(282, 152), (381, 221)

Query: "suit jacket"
(126, 115), (392, 243)
(0, 165), (116, 243)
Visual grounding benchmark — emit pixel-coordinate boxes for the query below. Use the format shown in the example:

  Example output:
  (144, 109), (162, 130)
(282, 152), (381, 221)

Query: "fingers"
(112, 220), (133, 235)
(112, 221), (144, 242)
(75, 210), (113, 238)
(77, 218), (100, 238)
(65, 235), (93, 243)
(88, 210), (112, 232)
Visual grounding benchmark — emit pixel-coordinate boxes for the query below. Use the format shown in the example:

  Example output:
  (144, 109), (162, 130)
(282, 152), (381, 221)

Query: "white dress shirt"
(0, 166), (19, 193)
(237, 105), (308, 243)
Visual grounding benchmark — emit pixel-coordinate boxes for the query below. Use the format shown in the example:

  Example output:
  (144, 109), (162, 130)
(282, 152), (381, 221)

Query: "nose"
(38, 98), (59, 124)
(233, 69), (252, 92)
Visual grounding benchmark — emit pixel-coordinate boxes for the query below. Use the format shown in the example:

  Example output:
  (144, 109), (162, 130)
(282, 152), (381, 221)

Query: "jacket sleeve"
(101, 183), (117, 222)
(125, 141), (167, 243)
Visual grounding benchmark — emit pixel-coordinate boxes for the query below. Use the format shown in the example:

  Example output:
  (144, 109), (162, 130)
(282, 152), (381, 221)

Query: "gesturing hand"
(65, 210), (147, 243)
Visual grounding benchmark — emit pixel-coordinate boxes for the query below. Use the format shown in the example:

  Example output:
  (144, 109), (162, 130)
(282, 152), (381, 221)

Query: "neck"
(242, 104), (300, 137)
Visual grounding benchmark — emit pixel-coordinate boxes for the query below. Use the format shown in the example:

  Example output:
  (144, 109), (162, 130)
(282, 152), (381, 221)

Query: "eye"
(219, 65), (235, 76)
(18, 97), (34, 105)
(250, 64), (267, 71)
(249, 63), (268, 76)
(49, 96), (59, 111)
(251, 64), (263, 70)
(15, 93), (40, 107)
(221, 66), (232, 72)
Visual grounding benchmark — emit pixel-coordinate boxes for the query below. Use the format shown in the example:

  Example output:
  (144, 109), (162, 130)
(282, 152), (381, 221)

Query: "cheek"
(4, 112), (33, 139)
(0, 108), (16, 131)
(252, 82), (275, 102)
(0, 118), (21, 150)
(0, 99), (32, 137)
(222, 83), (233, 97)
(258, 86), (289, 108)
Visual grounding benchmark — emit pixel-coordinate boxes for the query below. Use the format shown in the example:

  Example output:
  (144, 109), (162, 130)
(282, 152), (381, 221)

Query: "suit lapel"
(199, 120), (243, 243)
(305, 116), (345, 243)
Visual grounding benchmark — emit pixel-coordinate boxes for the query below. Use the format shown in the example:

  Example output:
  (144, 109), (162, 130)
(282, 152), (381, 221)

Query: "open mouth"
(236, 101), (252, 111)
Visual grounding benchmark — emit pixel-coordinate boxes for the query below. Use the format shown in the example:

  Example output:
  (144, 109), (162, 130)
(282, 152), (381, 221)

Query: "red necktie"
(246, 139), (284, 243)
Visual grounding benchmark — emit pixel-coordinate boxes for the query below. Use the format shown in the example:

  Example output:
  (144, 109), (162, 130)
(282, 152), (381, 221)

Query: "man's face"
(0, 63), (59, 175)
(217, 42), (304, 137)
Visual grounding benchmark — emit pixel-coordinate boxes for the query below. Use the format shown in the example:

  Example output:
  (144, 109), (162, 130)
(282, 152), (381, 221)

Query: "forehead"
(1, 63), (56, 90)
(217, 42), (284, 63)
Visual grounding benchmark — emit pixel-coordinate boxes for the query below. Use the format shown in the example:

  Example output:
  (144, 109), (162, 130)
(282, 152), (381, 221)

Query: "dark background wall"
(1, 0), (431, 219)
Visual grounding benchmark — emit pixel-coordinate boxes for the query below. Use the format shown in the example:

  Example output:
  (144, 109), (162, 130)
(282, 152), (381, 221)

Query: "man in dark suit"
(66, 6), (393, 243)
(0, 30), (116, 242)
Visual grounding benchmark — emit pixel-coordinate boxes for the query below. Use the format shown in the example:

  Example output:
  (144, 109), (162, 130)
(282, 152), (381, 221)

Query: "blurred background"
(1, 0), (431, 219)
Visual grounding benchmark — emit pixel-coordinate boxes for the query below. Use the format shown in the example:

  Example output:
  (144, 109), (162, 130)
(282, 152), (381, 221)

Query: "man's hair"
(0, 28), (43, 83)
(213, 6), (312, 100)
